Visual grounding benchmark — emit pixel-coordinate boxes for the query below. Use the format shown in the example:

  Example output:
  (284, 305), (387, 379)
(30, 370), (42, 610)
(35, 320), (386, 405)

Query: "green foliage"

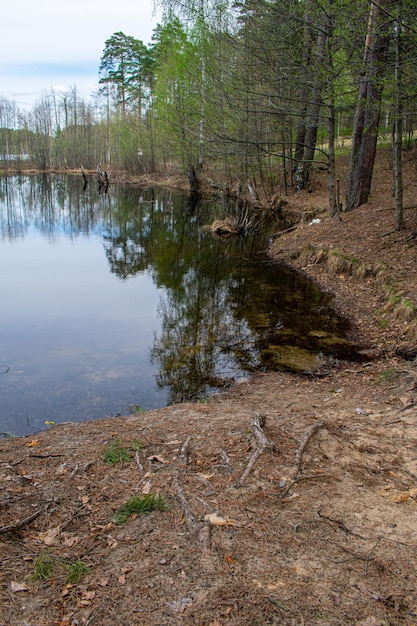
(99, 32), (150, 114)
(378, 369), (397, 384)
(113, 493), (168, 524)
(30, 552), (90, 584)
(65, 559), (90, 584)
(128, 404), (146, 414)
(102, 438), (141, 465)
(31, 552), (55, 581)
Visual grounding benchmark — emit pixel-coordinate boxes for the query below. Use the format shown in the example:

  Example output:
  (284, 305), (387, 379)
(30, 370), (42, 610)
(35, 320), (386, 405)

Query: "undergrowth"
(103, 438), (141, 465)
(113, 493), (168, 524)
(295, 243), (416, 331)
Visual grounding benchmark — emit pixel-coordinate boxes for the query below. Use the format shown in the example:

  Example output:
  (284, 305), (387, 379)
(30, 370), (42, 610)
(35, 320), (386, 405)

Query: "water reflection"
(0, 174), (356, 435)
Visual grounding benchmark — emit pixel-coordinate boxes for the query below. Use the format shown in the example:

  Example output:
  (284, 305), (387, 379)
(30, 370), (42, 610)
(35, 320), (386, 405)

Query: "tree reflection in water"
(0, 174), (358, 435)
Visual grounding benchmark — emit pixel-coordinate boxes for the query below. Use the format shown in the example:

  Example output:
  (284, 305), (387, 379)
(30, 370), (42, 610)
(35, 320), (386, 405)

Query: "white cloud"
(0, 0), (161, 108)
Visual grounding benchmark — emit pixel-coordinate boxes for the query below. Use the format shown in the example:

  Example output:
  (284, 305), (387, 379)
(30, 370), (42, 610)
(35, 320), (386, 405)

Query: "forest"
(0, 0), (416, 226)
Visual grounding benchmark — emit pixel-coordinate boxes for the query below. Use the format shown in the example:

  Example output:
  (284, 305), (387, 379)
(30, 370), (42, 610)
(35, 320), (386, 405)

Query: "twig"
(29, 453), (65, 459)
(269, 225), (297, 240)
(279, 472), (337, 500)
(0, 506), (46, 534)
(236, 414), (275, 487)
(60, 504), (89, 531)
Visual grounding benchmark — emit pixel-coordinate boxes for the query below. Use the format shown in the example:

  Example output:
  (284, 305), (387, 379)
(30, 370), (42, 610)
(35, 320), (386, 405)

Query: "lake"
(0, 174), (356, 436)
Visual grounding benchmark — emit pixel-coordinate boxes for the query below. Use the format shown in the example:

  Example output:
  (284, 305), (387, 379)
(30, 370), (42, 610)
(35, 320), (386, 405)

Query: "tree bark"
(345, 1), (391, 211)
(394, 1), (404, 230)
(295, 22), (327, 190)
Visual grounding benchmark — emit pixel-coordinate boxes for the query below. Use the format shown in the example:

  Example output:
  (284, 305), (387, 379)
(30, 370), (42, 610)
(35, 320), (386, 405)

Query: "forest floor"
(2, 150), (417, 625)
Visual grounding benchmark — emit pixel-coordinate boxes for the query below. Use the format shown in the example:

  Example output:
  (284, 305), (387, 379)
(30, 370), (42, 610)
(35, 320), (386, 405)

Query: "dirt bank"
(1, 152), (417, 625)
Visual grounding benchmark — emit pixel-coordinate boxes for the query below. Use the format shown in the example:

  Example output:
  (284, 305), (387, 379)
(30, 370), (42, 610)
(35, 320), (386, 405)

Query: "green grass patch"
(113, 493), (167, 525)
(103, 438), (141, 465)
(30, 552), (55, 581)
(65, 559), (90, 584)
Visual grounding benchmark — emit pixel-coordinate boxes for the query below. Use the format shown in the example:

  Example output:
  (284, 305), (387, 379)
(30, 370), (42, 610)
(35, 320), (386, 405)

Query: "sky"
(0, 0), (161, 110)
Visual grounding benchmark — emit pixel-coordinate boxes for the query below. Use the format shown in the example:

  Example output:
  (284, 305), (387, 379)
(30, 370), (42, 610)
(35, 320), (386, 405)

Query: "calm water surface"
(0, 174), (356, 436)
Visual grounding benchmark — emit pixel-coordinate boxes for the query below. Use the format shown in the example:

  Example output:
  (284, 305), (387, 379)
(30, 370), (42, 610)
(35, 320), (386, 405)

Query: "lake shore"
(2, 151), (417, 624)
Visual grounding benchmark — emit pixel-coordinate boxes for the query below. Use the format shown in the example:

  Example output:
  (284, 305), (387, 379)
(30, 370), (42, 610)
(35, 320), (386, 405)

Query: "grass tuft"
(113, 493), (167, 525)
(30, 552), (55, 581)
(65, 559), (90, 584)
(103, 438), (141, 465)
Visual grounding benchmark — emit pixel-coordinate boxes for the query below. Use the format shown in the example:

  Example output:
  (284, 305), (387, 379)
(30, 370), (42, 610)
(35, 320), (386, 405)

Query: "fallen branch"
(269, 225), (297, 241)
(0, 506), (46, 535)
(236, 414), (276, 487)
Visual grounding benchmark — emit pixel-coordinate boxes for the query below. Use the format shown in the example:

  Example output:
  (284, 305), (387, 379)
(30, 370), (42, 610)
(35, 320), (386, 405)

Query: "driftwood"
(236, 414), (275, 487)
(97, 164), (109, 194)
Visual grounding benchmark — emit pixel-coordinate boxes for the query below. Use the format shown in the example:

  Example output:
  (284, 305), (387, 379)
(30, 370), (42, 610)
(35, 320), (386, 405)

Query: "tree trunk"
(295, 23), (327, 191)
(294, 0), (313, 166)
(393, 1), (404, 230)
(345, 1), (391, 211)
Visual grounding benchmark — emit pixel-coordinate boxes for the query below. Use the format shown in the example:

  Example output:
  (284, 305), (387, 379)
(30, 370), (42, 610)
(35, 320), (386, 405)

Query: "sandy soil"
(1, 150), (417, 625)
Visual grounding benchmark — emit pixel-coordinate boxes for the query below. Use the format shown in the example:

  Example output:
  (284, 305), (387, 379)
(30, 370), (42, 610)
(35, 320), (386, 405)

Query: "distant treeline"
(1, 0), (417, 224)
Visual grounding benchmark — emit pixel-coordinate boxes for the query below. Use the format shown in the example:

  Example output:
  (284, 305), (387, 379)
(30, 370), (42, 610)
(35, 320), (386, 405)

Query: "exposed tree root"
(280, 421), (325, 498)
(236, 414), (276, 487)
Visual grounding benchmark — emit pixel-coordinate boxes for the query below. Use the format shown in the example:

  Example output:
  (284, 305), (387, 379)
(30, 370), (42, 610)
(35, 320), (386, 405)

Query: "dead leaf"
(77, 589), (96, 606)
(392, 492), (410, 503)
(282, 492), (300, 502)
(204, 513), (229, 526)
(392, 487), (417, 503)
(25, 439), (40, 447)
(141, 480), (152, 494)
(81, 495), (89, 504)
(10, 581), (29, 593)
(38, 526), (61, 546)
(118, 574), (127, 584)
(62, 534), (80, 548)
(147, 455), (168, 464)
